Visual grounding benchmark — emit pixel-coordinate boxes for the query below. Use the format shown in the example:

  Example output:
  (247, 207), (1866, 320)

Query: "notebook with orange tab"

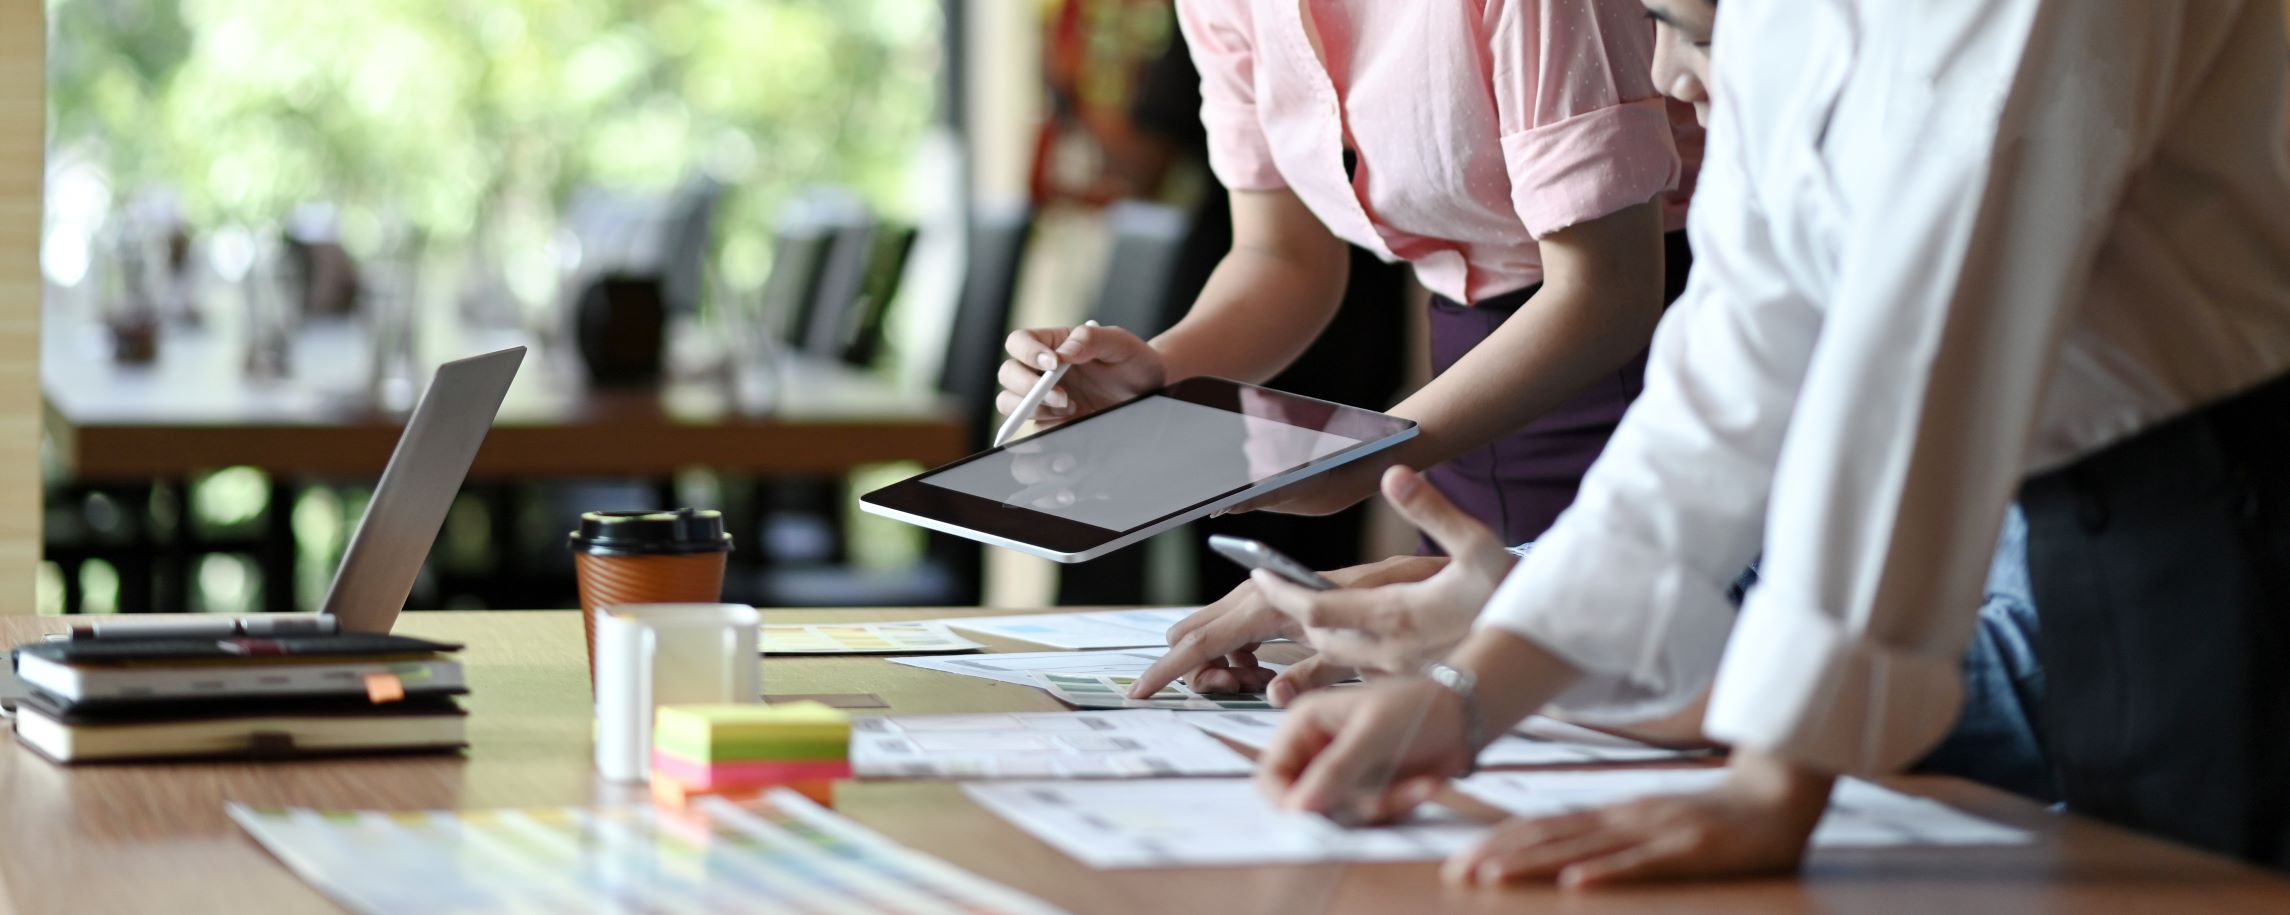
(12, 693), (468, 763)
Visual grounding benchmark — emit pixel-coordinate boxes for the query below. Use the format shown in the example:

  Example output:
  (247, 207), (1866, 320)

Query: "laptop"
(0, 348), (521, 713)
(89, 346), (526, 635)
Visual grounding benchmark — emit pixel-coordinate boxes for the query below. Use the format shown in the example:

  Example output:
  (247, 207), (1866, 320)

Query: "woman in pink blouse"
(999, 0), (1699, 547)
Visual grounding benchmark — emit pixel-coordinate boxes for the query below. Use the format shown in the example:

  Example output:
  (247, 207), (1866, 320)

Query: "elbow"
(1537, 202), (1672, 354)
(1541, 264), (1667, 362)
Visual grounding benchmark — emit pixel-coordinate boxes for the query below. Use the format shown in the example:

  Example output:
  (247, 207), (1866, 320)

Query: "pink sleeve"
(1487, 0), (1681, 237)
(1175, 0), (1285, 191)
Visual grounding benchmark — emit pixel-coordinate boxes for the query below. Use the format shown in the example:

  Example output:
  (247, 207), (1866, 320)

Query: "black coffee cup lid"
(568, 508), (733, 556)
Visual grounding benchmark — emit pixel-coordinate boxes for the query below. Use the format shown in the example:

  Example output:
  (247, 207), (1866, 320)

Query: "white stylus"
(993, 320), (1099, 448)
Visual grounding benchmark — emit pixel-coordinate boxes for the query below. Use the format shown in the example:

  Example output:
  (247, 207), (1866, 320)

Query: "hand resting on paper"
(1442, 750), (1831, 888)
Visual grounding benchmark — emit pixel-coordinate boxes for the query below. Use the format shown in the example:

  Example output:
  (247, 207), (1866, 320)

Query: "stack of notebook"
(7, 633), (469, 763)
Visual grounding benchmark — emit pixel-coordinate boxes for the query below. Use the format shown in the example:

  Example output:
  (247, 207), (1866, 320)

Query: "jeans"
(1725, 506), (2054, 802)
(1909, 506), (2055, 802)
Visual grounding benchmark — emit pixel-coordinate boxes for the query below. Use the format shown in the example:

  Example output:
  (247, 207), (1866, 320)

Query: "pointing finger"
(1132, 612), (1263, 698)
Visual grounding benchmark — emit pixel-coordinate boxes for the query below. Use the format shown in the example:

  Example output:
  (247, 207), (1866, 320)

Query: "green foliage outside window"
(48, 0), (943, 290)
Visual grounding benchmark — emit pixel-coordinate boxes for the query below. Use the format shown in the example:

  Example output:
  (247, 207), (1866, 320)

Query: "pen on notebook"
(70, 615), (338, 641)
(993, 320), (1099, 448)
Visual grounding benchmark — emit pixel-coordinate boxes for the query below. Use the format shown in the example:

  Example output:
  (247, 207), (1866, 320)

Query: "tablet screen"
(922, 392), (1370, 532)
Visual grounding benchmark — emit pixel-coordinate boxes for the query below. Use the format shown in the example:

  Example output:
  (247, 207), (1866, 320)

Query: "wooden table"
(42, 319), (968, 480)
(5, 610), (2288, 914)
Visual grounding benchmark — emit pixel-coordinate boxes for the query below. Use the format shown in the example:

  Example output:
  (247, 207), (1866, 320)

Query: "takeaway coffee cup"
(569, 509), (734, 687)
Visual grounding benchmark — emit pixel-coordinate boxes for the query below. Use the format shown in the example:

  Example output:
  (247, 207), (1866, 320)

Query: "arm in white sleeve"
(1476, 123), (1824, 725)
(1702, 0), (2196, 773)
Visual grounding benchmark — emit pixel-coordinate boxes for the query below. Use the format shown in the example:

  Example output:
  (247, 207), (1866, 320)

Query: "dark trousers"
(2020, 370), (2290, 869)
(1423, 231), (1694, 547)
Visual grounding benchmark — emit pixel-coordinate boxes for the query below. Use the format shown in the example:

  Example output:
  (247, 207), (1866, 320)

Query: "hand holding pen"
(1256, 673), (1476, 827)
(994, 321), (1166, 445)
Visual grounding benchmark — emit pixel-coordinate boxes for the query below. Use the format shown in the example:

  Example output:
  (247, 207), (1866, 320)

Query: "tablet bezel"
(860, 377), (1416, 563)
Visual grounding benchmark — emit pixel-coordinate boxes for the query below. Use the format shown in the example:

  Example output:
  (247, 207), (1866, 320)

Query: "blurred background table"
(38, 312), (971, 617)
(42, 320), (966, 480)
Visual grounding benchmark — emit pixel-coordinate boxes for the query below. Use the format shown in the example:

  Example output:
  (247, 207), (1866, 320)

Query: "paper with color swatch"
(1031, 672), (1275, 711)
(891, 648), (1282, 689)
(761, 621), (984, 655)
(1181, 710), (1693, 767)
(943, 608), (1193, 649)
(968, 771), (2029, 871)
(1456, 770), (2034, 847)
(851, 709), (1252, 779)
(230, 790), (1066, 914)
(963, 778), (1483, 869)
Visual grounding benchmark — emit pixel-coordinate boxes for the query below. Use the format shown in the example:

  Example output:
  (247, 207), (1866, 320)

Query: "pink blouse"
(1177, 0), (1699, 304)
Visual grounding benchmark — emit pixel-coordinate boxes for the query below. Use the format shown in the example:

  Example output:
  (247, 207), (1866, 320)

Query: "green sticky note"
(653, 702), (852, 763)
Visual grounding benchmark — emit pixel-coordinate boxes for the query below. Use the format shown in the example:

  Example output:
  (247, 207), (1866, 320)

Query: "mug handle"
(721, 623), (759, 700)
(634, 626), (657, 754)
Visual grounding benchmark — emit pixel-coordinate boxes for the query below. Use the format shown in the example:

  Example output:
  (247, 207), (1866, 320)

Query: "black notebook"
(14, 634), (461, 665)
(13, 692), (468, 763)
(11, 634), (466, 706)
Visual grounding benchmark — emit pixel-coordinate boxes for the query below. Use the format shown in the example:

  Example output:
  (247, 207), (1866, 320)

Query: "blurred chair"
(834, 225), (918, 367)
(558, 176), (724, 315)
(748, 203), (1035, 607)
(746, 193), (883, 568)
(658, 176), (723, 316)
(796, 221), (917, 366)
(939, 202), (1036, 446)
(1086, 201), (1192, 335)
(759, 193), (923, 570)
(771, 189), (871, 348)
(1055, 201), (1199, 607)
(757, 224), (834, 342)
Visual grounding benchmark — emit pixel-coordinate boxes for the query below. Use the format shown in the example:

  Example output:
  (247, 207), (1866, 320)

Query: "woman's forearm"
(1152, 247), (1349, 383)
(1388, 202), (1668, 470)
(1147, 189), (1352, 383)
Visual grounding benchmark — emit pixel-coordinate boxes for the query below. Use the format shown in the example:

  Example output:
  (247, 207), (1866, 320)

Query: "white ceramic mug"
(592, 602), (761, 782)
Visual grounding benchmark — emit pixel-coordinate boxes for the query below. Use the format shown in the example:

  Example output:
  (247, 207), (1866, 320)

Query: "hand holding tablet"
(863, 378), (1417, 562)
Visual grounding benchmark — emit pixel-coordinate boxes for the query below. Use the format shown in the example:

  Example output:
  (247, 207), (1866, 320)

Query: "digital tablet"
(861, 378), (1417, 563)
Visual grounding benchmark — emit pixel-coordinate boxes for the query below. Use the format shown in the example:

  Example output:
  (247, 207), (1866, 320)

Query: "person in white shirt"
(1254, 0), (2290, 886)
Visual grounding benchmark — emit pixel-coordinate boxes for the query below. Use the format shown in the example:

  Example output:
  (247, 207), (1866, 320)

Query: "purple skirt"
(1420, 232), (1691, 549)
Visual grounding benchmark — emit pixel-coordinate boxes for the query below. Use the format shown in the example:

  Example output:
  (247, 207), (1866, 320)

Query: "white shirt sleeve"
(1478, 110), (1819, 726)
(1480, 0), (2199, 774)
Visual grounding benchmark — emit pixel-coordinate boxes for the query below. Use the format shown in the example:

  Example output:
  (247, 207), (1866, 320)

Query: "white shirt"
(1478, 0), (2290, 774)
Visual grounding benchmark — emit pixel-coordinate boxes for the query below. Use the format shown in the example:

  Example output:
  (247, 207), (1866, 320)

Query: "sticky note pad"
(650, 776), (836, 809)
(650, 751), (851, 790)
(653, 702), (852, 764)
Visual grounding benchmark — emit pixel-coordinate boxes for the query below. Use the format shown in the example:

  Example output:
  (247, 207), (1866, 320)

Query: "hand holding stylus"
(995, 322), (1166, 443)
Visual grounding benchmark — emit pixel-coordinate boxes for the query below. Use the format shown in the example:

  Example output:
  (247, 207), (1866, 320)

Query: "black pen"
(70, 615), (339, 641)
